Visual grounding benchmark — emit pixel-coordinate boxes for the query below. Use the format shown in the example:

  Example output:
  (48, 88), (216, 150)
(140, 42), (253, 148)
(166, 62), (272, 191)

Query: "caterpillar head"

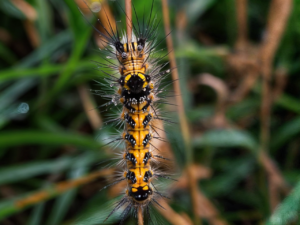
(129, 185), (153, 202)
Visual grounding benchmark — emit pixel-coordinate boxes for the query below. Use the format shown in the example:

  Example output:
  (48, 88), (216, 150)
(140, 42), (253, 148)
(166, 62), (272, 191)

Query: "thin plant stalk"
(78, 84), (102, 130)
(0, 169), (114, 220)
(258, 0), (292, 211)
(235, 0), (248, 51)
(161, 0), (199, 224)
(125, 0), (132, 41)
(138, 206), (144, 225)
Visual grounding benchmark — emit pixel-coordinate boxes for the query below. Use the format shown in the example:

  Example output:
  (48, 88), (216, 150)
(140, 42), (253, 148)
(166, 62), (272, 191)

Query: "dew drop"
(18, 102), (29, 114)
(91, 2), (101, 13)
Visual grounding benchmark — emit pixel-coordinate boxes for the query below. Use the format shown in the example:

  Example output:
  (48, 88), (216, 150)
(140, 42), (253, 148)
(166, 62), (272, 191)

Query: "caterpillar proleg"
(80, 0), (174, 223)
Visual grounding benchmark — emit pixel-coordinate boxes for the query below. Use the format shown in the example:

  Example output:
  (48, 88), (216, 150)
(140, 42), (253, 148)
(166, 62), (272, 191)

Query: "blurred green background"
(0, 0), (300, 224)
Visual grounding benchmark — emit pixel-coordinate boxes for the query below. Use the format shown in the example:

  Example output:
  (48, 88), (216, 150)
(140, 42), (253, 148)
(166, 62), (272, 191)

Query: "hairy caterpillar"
(81, 0), (174, 223)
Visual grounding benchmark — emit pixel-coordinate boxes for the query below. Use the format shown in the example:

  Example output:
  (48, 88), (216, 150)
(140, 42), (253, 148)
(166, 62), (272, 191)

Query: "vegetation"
(0, 0), (299, 224)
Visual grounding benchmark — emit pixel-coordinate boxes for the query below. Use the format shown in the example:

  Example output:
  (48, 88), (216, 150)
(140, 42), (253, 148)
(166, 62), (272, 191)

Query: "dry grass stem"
(96, 0), (116, 48)
(161, 0), (200, 224)
(23, 20), (40, 48)
(15, 169), (114, 209)
(161, 0), (190, 152)
(125, 0), (132, 41)
(259, 152), (290, 194)
(226, 46), (259, 104)
(138, 206), (143, 225)
(158, 164), (227, 225)
(235, 0), (248, 51)
(171, 165), (211, 191)
(258, 0), (292, 210)
(180, 165), (228, 225)
(228, 68), (259, 103)
(196, 191), (228, 225)
(78, 84), (102, 130)
(11, 0), (37, 21)
(193, 73), (230, 128)
(75, 0), (115, 48)
(259, 152), (290, 211)
(157, 200), (193, 225)
(259, 0), (292, 153)
(98, 1), (116, 31)
(272, 67), (287, 101)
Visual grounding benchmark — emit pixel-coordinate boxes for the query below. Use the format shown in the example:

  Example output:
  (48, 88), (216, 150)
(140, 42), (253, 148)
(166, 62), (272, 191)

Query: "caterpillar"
(80, 0), (173, 223)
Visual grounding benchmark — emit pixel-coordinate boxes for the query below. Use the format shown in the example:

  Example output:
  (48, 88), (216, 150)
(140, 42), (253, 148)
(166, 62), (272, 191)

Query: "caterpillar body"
(81, 0), (173, 223)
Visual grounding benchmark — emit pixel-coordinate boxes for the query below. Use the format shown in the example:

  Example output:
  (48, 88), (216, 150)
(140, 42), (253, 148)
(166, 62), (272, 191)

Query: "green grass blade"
(0, 130), (103, 149)
(0, 152), (105, 185)
(69, 196), (123, 225)
(46, 157), (94, 225)
(267, 181), (300, 225)
(0, 65), (62, 82)
(0, 78), (36, 111)
(203, 156), (255, 196)
(0, 169), (111, 220)
(17, 30), (72, 68)
(271, 116), (300, 151)
(0, 42), (17, 65)
(276, 94), (300, 114)
(193, 129), (258, 152)
(27, 203), (45, 225)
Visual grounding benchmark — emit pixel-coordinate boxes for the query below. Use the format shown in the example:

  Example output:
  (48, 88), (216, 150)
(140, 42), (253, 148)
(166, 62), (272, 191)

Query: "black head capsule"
(129, 186), (153, 202)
